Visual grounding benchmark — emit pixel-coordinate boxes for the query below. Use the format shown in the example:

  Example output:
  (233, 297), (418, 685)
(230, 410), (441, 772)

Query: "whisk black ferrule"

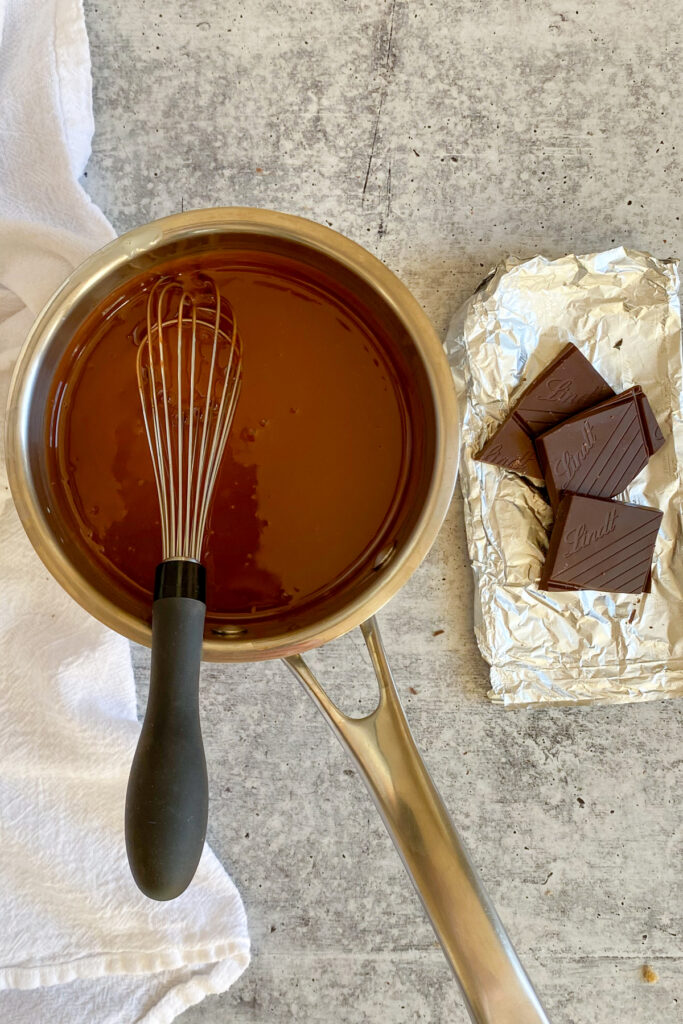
(154, 558), (206, 603)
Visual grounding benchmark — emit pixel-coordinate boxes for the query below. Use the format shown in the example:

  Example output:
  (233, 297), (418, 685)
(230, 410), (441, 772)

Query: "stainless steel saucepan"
(5, 208), (549, 1024)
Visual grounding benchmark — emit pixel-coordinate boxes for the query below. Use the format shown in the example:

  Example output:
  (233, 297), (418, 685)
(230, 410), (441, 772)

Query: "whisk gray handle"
(125, 585), (208, 901)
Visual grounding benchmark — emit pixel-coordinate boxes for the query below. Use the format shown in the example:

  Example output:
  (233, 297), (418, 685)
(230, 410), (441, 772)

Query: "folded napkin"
(0, 2), (249, 1021)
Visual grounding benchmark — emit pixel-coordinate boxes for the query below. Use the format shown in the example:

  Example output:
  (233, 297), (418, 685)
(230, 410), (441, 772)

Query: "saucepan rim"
(5, 207), (459, 661)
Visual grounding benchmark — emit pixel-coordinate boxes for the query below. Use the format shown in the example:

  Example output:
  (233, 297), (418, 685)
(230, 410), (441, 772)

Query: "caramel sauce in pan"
(46, 251), (416, 629)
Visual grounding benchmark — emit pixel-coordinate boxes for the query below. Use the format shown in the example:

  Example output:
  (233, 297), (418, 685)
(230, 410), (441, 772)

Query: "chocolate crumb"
(613, 338), (623, 349)
(408, 686), (418, 695)
(577, 797), (585, 806)
(433, 628), (444, 636)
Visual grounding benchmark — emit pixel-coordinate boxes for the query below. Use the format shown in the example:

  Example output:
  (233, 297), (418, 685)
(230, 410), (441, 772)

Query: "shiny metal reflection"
(6, 208), (548, 1021)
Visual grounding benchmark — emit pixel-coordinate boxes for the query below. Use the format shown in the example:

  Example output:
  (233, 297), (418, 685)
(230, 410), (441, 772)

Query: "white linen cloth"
(0, 2), (250, 1021)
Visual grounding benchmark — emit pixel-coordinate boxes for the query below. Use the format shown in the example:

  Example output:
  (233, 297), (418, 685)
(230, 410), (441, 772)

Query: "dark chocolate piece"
(536, 389), (650, 508)
(579, 385), (663, 455)
(633, 387), (664, 454)
(539, 493), (662, 594)
(475, 343), (614, 478)
(474, 417), (542, 478)
(511, 342), (615, 434)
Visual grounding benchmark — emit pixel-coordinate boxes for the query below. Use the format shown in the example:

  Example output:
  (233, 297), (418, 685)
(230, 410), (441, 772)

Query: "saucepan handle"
(284, 616), (550, 1024)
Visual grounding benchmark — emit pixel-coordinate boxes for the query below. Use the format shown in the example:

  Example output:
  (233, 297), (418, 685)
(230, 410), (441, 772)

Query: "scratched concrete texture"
(81, 2), (682, 1022)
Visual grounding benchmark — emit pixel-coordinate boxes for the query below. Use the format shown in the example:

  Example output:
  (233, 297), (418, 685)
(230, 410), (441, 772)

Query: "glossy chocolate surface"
(536, 388), (651, 508)
(539, 493), (662, 594)
(475, 343), (614, 478)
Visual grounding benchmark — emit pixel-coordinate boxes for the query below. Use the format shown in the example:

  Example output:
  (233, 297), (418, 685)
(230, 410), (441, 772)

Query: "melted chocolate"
(46, 251), (420, 631)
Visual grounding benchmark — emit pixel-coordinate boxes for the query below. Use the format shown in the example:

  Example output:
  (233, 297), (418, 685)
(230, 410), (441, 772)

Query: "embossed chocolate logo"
(544, 377), (578, 403)
(485, 443), (533, 471)
(553, 421), (596, 483)
(564, 505), (619, 554)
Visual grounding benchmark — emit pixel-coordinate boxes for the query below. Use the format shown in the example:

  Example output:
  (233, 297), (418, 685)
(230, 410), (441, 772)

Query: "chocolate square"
(475, 342), (614, 479)
(539, 493), (662, 594)
(474, 417), (542, 478)
(535, 388), (650, 508)
(511, 342), (615, 435)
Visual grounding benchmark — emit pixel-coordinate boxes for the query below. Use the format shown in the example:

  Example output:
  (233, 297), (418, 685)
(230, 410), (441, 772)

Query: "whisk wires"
(136, 276), (242, 562)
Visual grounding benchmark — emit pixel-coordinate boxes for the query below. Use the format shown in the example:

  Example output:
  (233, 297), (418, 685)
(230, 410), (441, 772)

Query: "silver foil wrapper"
(446, 248), (683, 706)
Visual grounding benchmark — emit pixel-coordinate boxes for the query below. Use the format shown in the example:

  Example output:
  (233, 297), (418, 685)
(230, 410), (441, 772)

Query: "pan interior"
(31, 232), (437, 644)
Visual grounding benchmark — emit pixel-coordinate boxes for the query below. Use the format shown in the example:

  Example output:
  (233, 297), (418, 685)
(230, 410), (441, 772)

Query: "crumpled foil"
(445, 248), (683, 706)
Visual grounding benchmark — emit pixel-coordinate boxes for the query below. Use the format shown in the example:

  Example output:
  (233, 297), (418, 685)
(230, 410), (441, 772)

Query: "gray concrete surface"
(82, 2), (682, 1021)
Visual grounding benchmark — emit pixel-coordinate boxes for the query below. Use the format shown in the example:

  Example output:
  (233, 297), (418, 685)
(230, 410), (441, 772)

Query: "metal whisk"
(125, 275), (242, 901)
(137, 277), (242, 561)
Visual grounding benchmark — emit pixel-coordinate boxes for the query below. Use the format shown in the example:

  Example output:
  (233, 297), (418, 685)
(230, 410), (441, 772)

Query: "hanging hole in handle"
(303, 632), (381, 719)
